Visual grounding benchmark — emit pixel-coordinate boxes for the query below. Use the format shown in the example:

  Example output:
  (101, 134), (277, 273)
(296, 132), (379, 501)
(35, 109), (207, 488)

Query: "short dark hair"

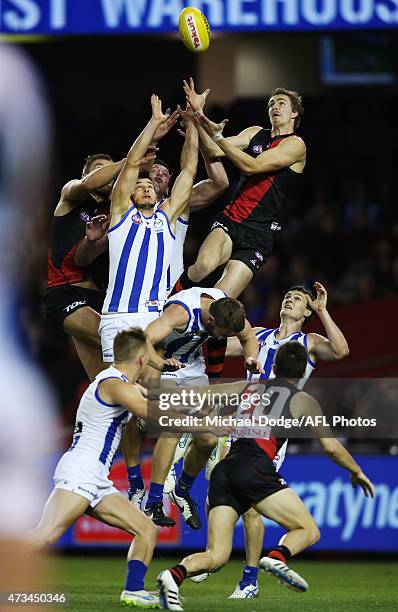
(269, 87), (304, 129)
(113, 327), (147, 363)
(287, 284), (315, 322)
(209, 298), (246, 334)
(82, 153), (113, 176)
(153, 158), (173, 178)
(274, 341), (307, 379)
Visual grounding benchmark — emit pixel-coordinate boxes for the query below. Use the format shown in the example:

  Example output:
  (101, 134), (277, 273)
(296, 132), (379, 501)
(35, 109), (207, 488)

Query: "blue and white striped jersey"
(249, 327), (316, 469)
(102, 206), (175, 314)
(163, 287), (227, 371)
(252, 327), (315, 389)
(167, 217), (189, 294)
(68, 366), (131, 473)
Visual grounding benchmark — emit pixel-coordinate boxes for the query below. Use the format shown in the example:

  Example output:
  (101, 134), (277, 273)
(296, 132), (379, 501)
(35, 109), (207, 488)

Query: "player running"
(157, 342), (374, 611)
(173, 78), (306, 300)
(127, 288), (262, 528)
(223, 281), (349, 598)
(29, 328), (161, 608)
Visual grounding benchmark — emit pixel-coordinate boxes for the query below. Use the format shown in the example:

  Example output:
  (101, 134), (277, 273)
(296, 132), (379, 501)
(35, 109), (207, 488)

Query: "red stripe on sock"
(268, 550), (287, 563)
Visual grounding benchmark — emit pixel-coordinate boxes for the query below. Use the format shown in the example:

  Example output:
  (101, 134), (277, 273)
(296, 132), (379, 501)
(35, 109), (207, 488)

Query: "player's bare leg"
(187, 228), (232, 283)
(254, 488), (320, 592)
(63, 306), (106, 381)
(157, 506), (238, 610)
(28, 489), (90, 549)
(216, 259), (254, 299)
(86, 493), (159, 608)
(171, 434), (217, 531)
(228, 508), (264, 599)
(121, 418), (146, 507)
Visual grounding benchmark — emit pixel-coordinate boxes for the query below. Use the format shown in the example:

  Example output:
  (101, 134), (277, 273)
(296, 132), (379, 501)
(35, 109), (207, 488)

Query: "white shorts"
(53, 451), (118, 508)
(99, 312), (160, 362)
(161, 372), (209, 387)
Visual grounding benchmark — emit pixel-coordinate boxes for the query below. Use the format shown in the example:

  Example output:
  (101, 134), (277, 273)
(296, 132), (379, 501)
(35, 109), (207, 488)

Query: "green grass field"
(51, 556), (398, 611)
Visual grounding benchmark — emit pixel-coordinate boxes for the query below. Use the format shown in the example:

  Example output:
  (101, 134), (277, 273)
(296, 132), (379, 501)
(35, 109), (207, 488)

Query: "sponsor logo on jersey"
(132, 213), (142, 225)
(252, 145), (263, 153)
(154, 217), (164, 231)
(80, 211), (91, 223)
(270, 222), (282, 231)
(63, 300), (86, 313)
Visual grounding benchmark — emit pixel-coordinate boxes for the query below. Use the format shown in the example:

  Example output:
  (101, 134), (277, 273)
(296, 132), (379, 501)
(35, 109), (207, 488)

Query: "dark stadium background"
(9, 21), (398, 564)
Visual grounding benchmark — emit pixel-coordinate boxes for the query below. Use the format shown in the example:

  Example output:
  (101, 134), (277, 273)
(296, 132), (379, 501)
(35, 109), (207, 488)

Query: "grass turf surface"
(52, 556), (398, 611)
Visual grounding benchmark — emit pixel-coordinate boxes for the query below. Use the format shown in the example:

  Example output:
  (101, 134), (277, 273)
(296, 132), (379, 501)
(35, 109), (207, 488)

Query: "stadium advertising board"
(1, 0), (397, 35)
(58, 454), (398, 551)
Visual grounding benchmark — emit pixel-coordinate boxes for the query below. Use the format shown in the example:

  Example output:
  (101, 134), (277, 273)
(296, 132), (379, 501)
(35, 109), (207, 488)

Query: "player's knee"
(307, 522), (321, 546)
(190, 255), (213, 280)
(193, 435), (217, 454)
(243, 508), (264, 532)
(208, 550), (229, 573)
(46, 526), (64, 546)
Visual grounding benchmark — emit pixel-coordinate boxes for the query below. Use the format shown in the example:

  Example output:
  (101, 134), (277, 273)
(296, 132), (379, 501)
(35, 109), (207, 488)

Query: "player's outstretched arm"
(197, 112), (305, 175)
(291, 393), (375, 498)
(110, 95), (169, 227)
(56, 159), (126, 216)
(183, 77), (261, 159)
(226, 326), (264, 357)
(188, 147), (229, 212)
(307, 282), (350, 361)
(236, 320), (263, 374)
(160, 109), (199, 222)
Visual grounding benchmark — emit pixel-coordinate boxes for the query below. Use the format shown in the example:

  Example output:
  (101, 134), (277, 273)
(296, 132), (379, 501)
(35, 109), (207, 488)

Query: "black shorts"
(43, 285), (103, 332)
(208, 452), (288, 516)
(210, 213), (276, 274)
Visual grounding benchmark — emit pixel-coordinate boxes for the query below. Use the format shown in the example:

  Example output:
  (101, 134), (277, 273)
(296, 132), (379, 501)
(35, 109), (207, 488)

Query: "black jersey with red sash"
(47, 198), (109, 288)
(229, 378), (298, 463)
(224, 129), (303, 230)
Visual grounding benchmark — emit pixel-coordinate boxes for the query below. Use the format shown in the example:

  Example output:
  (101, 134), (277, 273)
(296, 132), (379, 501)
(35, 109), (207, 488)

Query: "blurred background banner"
(1, 0), (398, 36)
(58, 454), (398, 551)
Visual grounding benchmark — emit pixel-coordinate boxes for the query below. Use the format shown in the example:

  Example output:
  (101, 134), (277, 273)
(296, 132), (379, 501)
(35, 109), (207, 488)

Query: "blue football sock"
(125, 559), (147, 592)
(127, 465), (144, 495)
(175, 471), (195, 497)
(145, 482), (164, 508)
(239, 565), (259, 587)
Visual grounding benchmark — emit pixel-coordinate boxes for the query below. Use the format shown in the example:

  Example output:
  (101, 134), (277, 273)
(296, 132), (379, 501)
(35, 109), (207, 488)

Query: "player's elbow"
(334, 344), (350, 359)
(322, 438), (342, 459)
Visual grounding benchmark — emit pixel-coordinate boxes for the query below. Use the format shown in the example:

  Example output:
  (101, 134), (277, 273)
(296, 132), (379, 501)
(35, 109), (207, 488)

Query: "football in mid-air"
(178, 7), (211, 53)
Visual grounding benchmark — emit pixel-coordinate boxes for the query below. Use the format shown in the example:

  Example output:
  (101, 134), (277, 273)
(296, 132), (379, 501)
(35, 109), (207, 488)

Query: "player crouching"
(29, 328), (160, 608)
(157, 342), (374, 610)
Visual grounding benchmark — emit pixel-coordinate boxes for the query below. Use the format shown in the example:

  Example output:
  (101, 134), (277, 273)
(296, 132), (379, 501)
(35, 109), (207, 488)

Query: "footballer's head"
(132, 171), (157, 210)
(113, 327), (148, 369)
(206, 298), (246, 338)
(82, 153), (114, 199)
(272, 341), (307, 380)
(149, 158), (172, 199)
(280, 285), (315, 325)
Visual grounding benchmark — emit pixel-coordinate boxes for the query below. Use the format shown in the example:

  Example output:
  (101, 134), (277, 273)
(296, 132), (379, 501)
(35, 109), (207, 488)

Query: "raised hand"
(307, 282), (328, 313)
(245, 357), (264, 375)
(195, 112), (228, 141)
(86, 214), (110, 242)
(183, 77), (210, 113)
(152, 109), (179, 143)
(150, 94), (170, 124)
(139, 144), (158, 169)
(350, 470), (375, 498)
(162, 358), (186, 372)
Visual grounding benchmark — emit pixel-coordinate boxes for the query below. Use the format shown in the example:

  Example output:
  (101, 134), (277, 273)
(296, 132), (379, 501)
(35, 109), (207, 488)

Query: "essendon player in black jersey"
(173, 79), (306, 299)
(43, 154), (126, 380)
(157, 343), (374, 610)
